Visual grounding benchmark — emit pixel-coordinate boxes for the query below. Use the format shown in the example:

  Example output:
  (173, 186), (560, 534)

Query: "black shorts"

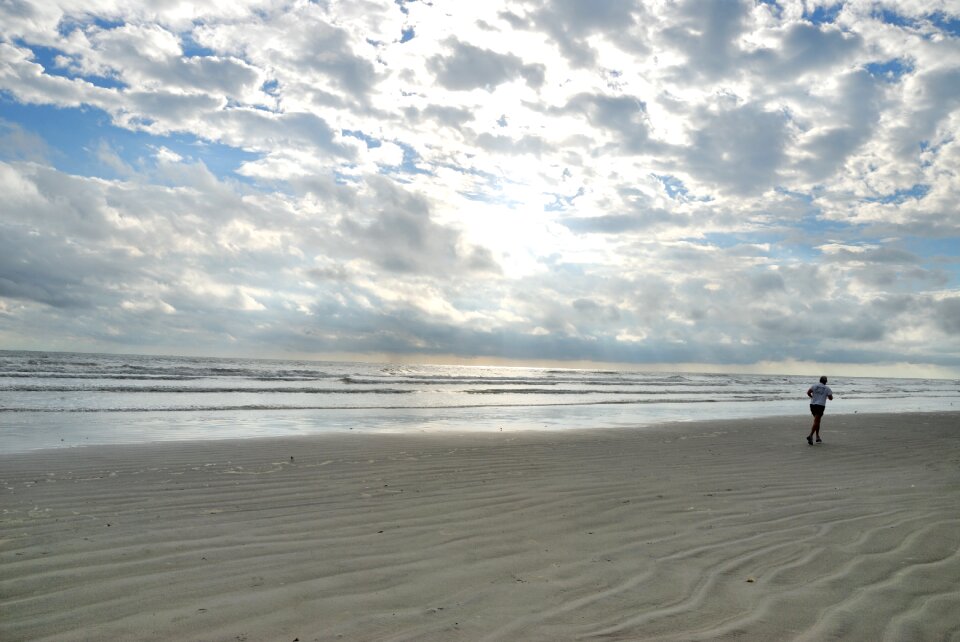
(810, 404), (825, 417)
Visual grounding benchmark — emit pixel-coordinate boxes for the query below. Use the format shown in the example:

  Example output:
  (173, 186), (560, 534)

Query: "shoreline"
(4, 399), (959, 456)
(3, 411), (959, 640)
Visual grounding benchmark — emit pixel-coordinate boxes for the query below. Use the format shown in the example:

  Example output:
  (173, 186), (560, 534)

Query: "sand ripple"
(2, 412), (959, 640)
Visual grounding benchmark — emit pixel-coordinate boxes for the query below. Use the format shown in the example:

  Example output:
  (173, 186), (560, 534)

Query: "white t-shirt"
(809, 383), (833, 406)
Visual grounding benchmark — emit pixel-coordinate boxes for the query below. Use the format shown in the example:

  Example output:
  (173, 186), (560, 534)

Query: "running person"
(806, 376), (833, 445)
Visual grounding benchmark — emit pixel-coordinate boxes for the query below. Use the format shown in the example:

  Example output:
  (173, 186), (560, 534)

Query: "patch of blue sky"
(795, 211), (858, 240)
(160, 133), (260, 183)
(695, 230), (782, 249)
(400, 27), (415, 43)
(917, 139), (947, 154)
(684, 229), (823, 264)
(429, 164), (522, 206)
(917, 139), (947, 163)
(395, 0), (416, 16)
(873, 8), (917, 28)
(864, 183), (930, 204)
(461, 191), (492, 202)
(462, 192), (524, 211)
(742, 210), (860, 261)
(652, 173), (689, 200)
(342, 129), (382, 149)
(262, 79), (280, 95)
(901, 237), (960, 258)
(865, 59), (913, 82)
(179, 31), (218, 58)
(332, 168), (361, 185)
(16, 41), (126, 90)
(929, 12), (960, 36)
(0, 98), (259, 182)
(804, 3), (842, 25)
(653, 173), (715, 202)
(89, 16), (126, 30)
(56, 16), (125, 37)
(774, 186), (816, 204)
(738, 228), (844, 262)
(394, 140), (431, 175)
(544, 187), (584, 212)
(1, 97), (111, 175)
(437, 161), (497, 183)
(375, 140), (432, 181)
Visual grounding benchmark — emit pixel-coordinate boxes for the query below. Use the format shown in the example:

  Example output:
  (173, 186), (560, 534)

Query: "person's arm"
(828, 394), (833, 400)
(807, 388), (813, 398)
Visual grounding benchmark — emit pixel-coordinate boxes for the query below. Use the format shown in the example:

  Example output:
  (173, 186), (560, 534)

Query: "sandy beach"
(2, 412), (959, 641)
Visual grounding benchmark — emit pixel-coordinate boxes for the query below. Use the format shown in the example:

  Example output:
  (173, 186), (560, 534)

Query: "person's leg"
(808, 406), (823, 444)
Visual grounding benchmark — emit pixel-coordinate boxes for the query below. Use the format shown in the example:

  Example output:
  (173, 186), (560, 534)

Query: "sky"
(1, 0), (959, 377)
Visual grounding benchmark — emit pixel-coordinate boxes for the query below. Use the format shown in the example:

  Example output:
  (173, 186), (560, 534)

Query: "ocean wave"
(0, 373), (201, 380)
(337, 375), (721, 387)
(2, 383), (940, 402)
(0, 396), (781, 412)
(1, 385), (414, 394)
(3, 352), (958, 421)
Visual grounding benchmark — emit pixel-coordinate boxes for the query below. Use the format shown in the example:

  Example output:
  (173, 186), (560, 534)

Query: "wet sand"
(2, 412), (959, 641)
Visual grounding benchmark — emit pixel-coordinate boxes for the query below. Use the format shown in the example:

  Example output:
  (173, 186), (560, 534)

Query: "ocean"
(2, 350), (958, 453)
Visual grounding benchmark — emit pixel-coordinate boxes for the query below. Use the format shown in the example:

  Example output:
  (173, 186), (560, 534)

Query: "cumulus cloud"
(679, 100), (791, 195)
(791, 69), (884, 182)
(428, 38), (546, 91)
(0, 0), (958, 371)
(509, 0), (647, 68)
(336, 177), (501, 276)
(661, 0), (753, 81)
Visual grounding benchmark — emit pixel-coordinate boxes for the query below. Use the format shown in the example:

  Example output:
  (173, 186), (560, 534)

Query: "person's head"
(820, 376), (828, 384)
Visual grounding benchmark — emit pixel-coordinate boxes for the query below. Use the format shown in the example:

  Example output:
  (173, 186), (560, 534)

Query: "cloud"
(791, 69), (884, 182)
(0, 120), (50, 162)
(558, 93), (654, 153)
(560, 182), (686, 234)
(661, 0), (752, 81)
(0, 0), (958, 371)
(84, 23), (262, 96)
(473, 131), (548, 155)
(217, 12), (382, 103)
(819, 244), (920, 265)
(936, 297), (960, 335)
(0, 43), (119, 109)
(416, 104), (474, 129)
(679, 101), (791, 195)
(889, 66), (960, 157)
(513, 0), (647, 67)
(428, 38), (546, 91)
(337, 176), (500, 276)
(0, 226), (94, 309)
(757, 21), (863, 78)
